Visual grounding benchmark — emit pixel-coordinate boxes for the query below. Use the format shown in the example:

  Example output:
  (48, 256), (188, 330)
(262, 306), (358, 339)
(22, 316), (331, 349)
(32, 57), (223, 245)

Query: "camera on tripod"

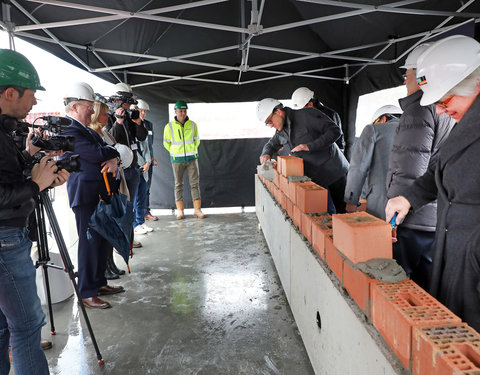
(13, 116), (74, 152)
(11, 115), (82, 173)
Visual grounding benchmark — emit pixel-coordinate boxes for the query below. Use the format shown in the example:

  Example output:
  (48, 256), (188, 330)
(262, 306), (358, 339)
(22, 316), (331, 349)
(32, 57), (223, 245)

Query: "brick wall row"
(258, 155), (480, 374)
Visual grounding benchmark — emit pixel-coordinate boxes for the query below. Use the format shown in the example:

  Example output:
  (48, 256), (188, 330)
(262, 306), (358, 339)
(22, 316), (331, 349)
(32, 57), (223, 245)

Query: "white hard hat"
(400, 43), (432, 70)
(114, 143), (133, 169)
(114, 82), (132, 96)
(291, 87), (314, 109)
(371, 105), (403, 123)
(136, 99), (150, 111)
(417, 35), (480, 106)
(64, 82), (95, 104)
(256, 98), (281, 122)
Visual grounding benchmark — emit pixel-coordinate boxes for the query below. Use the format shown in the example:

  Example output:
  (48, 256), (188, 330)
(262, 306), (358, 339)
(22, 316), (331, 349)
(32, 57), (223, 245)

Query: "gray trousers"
(172, 159), (201, 201)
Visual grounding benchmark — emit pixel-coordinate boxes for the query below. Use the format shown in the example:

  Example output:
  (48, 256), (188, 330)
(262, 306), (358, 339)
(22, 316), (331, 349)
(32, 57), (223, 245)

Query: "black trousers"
(393, 226), (435, 292)
(327, 175), (347, 214)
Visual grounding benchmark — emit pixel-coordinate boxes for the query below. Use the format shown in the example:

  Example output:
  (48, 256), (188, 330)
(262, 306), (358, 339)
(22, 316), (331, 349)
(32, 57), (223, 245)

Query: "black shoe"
(105, 267), (120, 280)
(108, 256), (125, 275)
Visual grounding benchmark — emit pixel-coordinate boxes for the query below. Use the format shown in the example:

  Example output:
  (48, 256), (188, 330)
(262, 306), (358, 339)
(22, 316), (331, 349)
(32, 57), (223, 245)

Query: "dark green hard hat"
(0, 49), (45, 91)
(174, 100), (188, 109)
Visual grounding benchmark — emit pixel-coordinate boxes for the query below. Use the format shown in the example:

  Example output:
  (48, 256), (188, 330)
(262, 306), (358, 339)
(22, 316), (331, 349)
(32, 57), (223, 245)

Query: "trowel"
(257, 160), (275, 181)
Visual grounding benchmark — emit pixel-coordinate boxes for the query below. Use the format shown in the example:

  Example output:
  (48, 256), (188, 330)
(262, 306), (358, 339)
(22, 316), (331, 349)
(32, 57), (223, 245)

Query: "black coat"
(262, 107), (349, 188)
(0, 121), (39, 227)
(404, 95), (480, 320)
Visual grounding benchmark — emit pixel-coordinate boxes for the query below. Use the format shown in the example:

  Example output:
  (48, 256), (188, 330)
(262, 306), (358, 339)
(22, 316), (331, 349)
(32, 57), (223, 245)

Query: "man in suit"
(62, 82), (124, 309)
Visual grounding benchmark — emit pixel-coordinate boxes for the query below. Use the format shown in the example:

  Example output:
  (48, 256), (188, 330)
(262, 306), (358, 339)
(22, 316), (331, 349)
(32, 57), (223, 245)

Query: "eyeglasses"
(77, 102), (94, 111)
(434, 95), (454, 109)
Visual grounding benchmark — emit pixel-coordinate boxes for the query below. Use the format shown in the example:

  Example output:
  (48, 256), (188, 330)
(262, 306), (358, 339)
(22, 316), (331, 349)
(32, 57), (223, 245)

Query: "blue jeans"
(134, 174), (148, 227)
(0, 227), (49, 375)
(146, 165), (153, 213)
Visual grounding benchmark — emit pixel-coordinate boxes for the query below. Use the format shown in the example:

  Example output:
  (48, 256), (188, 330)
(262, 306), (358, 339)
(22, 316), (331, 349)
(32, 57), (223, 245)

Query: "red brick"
(358, 198), (367, 212)
(273, 168), (280, 188)
(287, 181), (302, 203)
(280, 191), (287, 211)
(281, 155), (304, 177)
(296, 183), (328, 214)
(311, 215), (332, 259)
(343, 259), (377, 316)
(278, 175), (288, 194)
(293, 205), (302, 230)
(371, 280), (461, 369)
(286, 199), (294, 219)
(276, 155), (285, 176)
(325, 235), (343, 280)
(412, 324), (480, 375)
(332, 212), (392, 264)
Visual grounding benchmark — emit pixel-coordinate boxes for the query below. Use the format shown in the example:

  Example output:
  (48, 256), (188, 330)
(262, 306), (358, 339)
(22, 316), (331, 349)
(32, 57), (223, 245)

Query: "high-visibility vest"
(163, 118), (200, 162)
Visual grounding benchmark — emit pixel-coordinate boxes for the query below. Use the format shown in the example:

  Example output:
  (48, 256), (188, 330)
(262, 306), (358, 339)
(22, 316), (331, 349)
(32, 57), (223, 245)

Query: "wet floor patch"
(42, 213), (314, 375)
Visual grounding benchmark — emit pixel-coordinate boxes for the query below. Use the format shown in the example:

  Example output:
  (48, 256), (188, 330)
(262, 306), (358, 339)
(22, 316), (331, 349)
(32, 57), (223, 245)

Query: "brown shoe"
(81, 296), (111, 309)
(98, 285), (125, 295)
(145, 213), (158, 221)
(132, 240), (142, 248)
(41, 338), (52, 350)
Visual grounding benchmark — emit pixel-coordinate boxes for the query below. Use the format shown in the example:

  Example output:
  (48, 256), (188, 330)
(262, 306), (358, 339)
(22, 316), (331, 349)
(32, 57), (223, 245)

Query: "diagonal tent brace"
(3, 0), (479, 88)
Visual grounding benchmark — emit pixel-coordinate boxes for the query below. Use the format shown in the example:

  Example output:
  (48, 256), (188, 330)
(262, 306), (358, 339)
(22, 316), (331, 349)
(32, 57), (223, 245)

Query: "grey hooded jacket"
(386, 90), (455, 231)
(344, 118), (399, 220)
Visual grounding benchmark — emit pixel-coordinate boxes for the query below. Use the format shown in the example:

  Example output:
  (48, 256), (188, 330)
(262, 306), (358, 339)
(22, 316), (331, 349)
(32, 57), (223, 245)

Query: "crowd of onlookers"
(257, 35), (480, 333)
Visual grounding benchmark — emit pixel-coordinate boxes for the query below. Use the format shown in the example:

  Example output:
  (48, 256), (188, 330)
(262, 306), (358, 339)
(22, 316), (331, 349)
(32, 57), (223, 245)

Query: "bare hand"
(291, 144), (309, 153)
(25, 129), (41, 156)
(260, 154), (271, 164)
(345, 203), (358, 213)
(141, 161), (150, 173)
(101, 158), (118, 174)
(31, 156), (58, 191)
(51, 169), (70, 187)
(115, 108), (125, 124)
(385, 196), (411, 225)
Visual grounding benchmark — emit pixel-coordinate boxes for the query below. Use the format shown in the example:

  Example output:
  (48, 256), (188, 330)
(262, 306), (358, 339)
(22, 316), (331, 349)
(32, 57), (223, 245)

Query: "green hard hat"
(174, 100), (188, 109)
(0, 49), (45, 91)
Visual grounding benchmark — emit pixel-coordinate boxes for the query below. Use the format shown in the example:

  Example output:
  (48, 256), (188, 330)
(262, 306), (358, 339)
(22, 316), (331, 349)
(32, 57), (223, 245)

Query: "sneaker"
(132, 240), (142, 248)
(141, 223), (154, 232)
(134, 225), (148, 235)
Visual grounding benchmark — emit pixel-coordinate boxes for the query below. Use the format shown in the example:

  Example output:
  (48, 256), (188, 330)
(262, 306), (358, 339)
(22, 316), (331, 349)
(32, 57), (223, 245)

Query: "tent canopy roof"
(2, 0), (480, 127)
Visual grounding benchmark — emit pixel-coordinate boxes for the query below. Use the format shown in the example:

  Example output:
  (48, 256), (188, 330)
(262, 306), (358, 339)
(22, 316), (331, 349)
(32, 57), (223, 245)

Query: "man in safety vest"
(163, 100), (206, 219)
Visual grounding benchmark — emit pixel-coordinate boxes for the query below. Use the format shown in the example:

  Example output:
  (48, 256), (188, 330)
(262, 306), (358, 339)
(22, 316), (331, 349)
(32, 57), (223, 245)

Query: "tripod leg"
(42, 264), (56, 335)
(40, 192), (104, 364)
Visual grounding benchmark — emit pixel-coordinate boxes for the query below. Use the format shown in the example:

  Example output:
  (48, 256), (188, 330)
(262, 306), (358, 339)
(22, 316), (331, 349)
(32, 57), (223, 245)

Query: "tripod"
(34, 189), (104, 365)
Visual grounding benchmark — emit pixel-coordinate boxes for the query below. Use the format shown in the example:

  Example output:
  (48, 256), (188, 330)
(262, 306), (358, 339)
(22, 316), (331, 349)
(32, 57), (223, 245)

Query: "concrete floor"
(37, 212), (314, 375)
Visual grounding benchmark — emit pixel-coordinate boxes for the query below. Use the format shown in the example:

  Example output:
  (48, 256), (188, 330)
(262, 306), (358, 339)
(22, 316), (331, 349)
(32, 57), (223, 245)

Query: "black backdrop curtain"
(150, 137), (269, 209)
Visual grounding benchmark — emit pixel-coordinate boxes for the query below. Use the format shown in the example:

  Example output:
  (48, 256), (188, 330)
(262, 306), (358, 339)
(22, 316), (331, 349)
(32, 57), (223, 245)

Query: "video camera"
(103, 93), (140, 120)
(13, 116), (75, 152)
(9, 115), (82, 173)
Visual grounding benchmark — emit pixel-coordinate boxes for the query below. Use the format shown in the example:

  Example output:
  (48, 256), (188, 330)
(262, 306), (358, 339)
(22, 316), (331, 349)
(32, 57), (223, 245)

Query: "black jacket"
(386, 90), (454, 231)
(0, 120), (40, 227)
(110, 114), (148, 168)
(262, 107), (349, 187)
(404, 95), (480, 320)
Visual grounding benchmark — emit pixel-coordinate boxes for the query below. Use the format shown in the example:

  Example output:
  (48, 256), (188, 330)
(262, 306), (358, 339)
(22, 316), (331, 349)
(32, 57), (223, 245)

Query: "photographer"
(109, 83), (147, 246)
(0, 49), (69, 375)
(61, 82), (123, 310)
